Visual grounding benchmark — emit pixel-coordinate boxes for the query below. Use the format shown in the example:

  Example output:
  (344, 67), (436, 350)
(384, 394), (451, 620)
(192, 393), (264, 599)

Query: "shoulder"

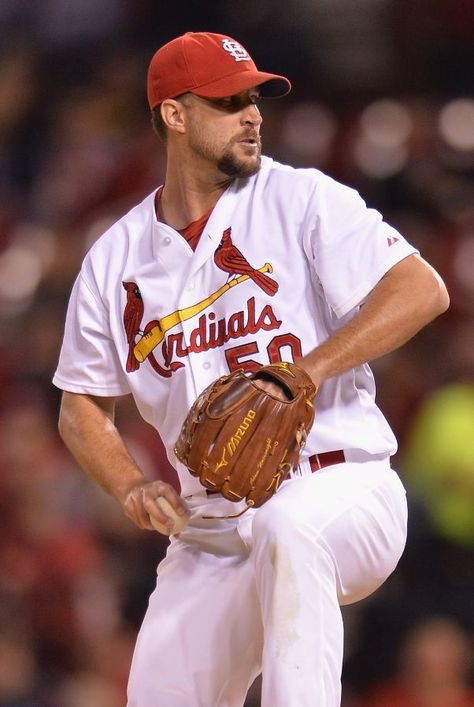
(257, 156), (324, 190)
(243, 157), (322, 218)
(79, 190), (157, 290)
(255, 157), (360, 208)
(87, 191), (156, 258)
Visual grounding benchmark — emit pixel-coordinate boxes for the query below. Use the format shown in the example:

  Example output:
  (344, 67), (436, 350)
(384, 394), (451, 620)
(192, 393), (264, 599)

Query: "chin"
(218, 152), (261, 179)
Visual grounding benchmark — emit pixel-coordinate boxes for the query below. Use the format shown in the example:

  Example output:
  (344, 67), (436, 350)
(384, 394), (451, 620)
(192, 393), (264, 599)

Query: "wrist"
(112, 473), (147, 506)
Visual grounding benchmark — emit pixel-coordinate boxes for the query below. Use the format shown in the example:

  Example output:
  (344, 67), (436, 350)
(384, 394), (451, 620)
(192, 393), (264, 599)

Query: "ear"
(160, 99), (187, 135)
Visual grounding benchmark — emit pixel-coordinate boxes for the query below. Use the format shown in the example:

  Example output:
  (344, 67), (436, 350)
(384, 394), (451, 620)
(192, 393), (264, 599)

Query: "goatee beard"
(217, 151), (261, 179)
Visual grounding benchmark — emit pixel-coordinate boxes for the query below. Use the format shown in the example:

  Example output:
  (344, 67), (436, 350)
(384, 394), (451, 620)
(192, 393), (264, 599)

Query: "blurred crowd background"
(0, 1), (473, 706)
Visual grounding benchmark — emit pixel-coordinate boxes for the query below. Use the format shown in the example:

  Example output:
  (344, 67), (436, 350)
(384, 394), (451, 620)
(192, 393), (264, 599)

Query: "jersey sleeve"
(53, 268), (131, 397)
(304, 174), (418, 318)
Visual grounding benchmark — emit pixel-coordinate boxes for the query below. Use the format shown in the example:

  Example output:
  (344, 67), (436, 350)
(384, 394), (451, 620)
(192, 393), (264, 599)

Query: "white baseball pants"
(127, 457), (407, 707)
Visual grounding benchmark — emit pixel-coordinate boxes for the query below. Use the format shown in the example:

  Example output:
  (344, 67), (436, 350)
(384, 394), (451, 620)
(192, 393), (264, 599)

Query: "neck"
(160, 152), (232, 230)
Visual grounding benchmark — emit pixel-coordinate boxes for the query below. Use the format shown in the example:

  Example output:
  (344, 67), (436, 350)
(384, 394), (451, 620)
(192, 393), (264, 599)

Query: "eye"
(231, 94), (261, 111)
(204, 97), (236, 112)
(220, 97), (235, 109)
(202, 93), (261, 112)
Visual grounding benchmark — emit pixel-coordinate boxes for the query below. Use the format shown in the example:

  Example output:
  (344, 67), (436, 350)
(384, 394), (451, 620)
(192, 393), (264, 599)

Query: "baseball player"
(53, 32), (449, 707)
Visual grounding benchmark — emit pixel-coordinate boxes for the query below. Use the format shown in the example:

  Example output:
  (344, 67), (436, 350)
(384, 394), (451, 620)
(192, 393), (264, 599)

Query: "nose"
(241, 102), (262, 126)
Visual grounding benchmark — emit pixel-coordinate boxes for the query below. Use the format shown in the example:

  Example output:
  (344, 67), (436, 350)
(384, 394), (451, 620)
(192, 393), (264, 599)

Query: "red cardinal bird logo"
(122, 281), (144, 372)
(214, 227), (278, 296)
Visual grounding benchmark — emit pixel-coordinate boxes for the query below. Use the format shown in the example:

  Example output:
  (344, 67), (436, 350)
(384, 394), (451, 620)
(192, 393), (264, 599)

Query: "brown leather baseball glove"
(174, 362), (317, 515)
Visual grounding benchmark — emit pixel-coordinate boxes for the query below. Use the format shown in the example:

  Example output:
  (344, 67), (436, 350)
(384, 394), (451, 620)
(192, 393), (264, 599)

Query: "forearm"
(58, 392), (144, 505)
(299, 254), (449, 387)
(58, 391), (188, 532)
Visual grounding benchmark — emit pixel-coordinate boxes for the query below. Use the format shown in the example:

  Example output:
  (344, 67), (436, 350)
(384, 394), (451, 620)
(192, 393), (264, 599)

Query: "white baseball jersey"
(53, 156), (417, 497)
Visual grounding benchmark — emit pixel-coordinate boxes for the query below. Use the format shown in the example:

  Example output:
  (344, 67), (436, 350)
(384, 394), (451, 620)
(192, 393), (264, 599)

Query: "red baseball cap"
(147, 31), (291, 110)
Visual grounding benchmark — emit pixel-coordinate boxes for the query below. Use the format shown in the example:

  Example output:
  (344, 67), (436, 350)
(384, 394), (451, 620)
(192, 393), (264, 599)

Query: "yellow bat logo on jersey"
(122, 227), (281, 377)
(133, 264), (274, 363)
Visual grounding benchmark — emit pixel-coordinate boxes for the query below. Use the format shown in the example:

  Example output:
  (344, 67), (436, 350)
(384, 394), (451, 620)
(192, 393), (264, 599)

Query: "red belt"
(206, 450), (346, 496)
(309, 450), (345, 472)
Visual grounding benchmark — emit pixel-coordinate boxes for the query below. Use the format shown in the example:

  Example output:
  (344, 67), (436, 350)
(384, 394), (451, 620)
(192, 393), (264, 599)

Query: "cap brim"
(192, 70), (291, 99)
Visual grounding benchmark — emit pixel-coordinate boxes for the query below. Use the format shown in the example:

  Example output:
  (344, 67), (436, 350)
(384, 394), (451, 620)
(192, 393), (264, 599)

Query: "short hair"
(151, 106), (167, 144)
(150, 94), (192, 145)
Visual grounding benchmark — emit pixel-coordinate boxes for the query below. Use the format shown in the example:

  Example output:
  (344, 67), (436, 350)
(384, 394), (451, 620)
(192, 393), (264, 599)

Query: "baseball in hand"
(149, 497), (189, 535)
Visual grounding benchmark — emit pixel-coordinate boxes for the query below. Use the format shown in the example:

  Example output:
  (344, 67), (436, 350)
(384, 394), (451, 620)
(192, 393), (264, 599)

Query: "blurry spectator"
(52, 671), (123, 707)
(0, 44), (44, 243)
(402, 382), (474, 546)
(362, 616), (474, 707)
(0, 631), (44, 707)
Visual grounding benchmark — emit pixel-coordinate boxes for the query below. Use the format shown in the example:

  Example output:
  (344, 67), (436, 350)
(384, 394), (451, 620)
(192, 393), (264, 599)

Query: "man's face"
(181, 89), (263, 178)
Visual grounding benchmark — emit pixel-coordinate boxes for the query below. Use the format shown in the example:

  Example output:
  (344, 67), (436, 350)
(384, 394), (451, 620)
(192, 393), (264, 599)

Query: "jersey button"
(203, 362), (211, 370)
(163, 236), (172, 246)
(185, 281), (195, 291)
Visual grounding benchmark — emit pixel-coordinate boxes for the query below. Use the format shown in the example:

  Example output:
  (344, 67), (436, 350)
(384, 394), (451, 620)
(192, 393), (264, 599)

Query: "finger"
(124, 486), (157, 529)
(143, 482), (189, 517)
(142, 495), (174, 531)
(253, 378), (289, 401)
